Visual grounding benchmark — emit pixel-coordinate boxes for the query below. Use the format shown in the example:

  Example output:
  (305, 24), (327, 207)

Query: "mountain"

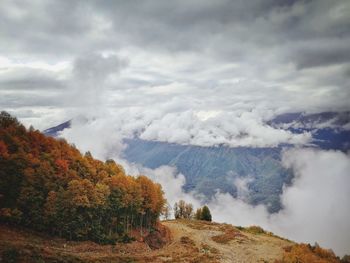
(123, 138), (291, 213)
(269, 111), (350, 151)
(1, 220), (344, 262)
(42, 119), (71, 137)
(43, 112), (350, 213)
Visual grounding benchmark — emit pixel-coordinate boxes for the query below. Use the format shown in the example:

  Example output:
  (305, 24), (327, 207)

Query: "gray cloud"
(0, 68), (64, 91)
(66, 52), (128, 116)
(1, 0), (349, 132)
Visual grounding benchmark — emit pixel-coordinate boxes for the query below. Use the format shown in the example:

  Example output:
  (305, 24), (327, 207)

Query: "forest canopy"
(0, 111), (166, 244)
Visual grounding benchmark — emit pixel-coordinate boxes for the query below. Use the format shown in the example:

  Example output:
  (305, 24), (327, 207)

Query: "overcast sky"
(1, 2), (350, 254)
(1, 0), (350, 145)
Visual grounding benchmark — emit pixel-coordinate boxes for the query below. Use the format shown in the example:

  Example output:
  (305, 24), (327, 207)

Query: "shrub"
(246, 225), (265, 234)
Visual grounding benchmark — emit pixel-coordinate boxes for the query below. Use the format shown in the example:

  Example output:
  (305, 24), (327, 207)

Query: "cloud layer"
(1, 0), (350, 135)
(59, 117), (350, 256)
(210, 148), (350, 256)
(146, 148), (350, 256)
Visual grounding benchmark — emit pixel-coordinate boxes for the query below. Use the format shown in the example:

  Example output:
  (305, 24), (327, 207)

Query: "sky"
(1, 0), (350, 142)
(1, 0), (350, 255)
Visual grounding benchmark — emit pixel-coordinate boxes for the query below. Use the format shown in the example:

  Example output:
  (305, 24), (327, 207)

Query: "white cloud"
(123, 147), (350, 256)
(60, 117), (125, 160)
(233, 176), (254, 201)
(209, 148), (350, 257)
(59, 119), (350, 256)
(270, 148), (350, 256)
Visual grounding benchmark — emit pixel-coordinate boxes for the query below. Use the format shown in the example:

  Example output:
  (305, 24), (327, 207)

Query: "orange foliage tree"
(0, 111), (166, 244)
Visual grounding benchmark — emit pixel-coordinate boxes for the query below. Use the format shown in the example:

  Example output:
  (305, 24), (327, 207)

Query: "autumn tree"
(195, 208), (202, 220)
(173, 200), (193, 219)
(184, 203), (193, 219)
(0, 112), (166, 244)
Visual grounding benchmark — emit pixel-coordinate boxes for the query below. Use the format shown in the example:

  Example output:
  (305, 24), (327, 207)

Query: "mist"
(59, 118), (350, 256)
(209, 148), (350, 256)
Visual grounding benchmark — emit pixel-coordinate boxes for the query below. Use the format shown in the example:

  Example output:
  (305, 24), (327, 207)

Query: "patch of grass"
(118, 234), (136, 244)
(201, 243), (219, 255)
(180, 236), (196, 246)
(212, 228), (247, 244)
(190, 254), (220, 263)
(275, 243), (340, 263)
(245, 225), (265, 235)
(184, 220), (219, 231)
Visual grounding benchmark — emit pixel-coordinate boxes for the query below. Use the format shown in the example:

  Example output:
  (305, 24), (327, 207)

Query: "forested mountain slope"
(123, 138), (291, 213)
(0, 112), (165, 244)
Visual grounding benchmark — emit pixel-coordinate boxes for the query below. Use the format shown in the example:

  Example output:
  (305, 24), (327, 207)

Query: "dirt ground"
(163, 220), (293, 263)
(0, 220), (293, 263)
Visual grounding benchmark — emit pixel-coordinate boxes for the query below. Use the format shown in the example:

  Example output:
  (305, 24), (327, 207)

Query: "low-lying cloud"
(152, 148), (350, 256)
(207, 148), (350, 256)
(61, 109), (312, 149)
(60, 120), (350, 256)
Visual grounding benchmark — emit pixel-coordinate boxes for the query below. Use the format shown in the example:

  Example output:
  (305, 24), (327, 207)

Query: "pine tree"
(201, 205), (212, 221)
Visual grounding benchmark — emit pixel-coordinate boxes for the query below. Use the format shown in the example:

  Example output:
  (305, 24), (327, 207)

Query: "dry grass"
(245, 225), (266, 235)
(1, 221), (339, 263)
(275, 243), (341, 263)
(212, 228), (247, 244)
(180, 236), (196, 246)
(0, 222), (221, 263)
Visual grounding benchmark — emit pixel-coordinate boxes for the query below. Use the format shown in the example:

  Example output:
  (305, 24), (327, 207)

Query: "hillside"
(123, 138), (290, 213)
(0, 111), (165, 244)
(0, 220), (344, 263)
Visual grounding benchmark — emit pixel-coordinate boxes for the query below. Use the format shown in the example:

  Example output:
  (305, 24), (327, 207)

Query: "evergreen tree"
(201, 205), (212, 221)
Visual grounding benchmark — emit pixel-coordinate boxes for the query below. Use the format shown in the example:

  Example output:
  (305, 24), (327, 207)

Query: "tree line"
(0, 112), (166, 244)
(163, 200), (212, 221)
